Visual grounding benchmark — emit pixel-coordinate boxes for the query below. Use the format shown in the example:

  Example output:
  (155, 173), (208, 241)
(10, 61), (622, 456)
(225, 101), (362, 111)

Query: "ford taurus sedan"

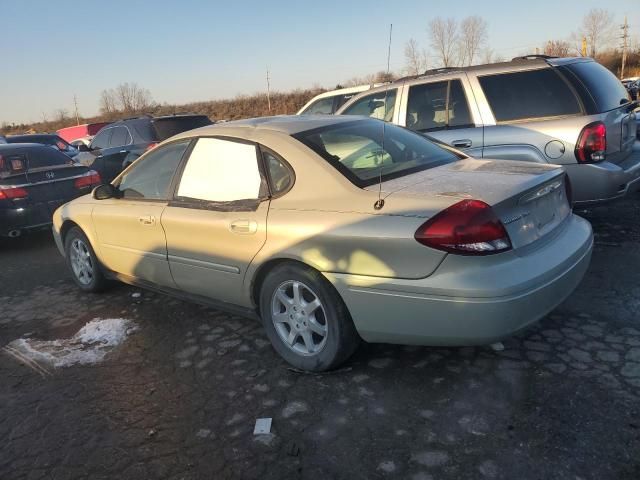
(52, 116), (593, 371)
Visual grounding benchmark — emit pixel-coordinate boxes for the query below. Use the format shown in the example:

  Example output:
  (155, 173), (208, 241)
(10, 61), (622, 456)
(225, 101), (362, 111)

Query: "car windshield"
(293, 119), (461, 187)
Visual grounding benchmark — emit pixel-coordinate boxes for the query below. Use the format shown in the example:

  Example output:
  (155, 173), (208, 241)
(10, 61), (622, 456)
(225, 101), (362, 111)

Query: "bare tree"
(429, 17), (458, 67)
(404, 38), (428, 75)
(114, 82), (154, 114)
(54, 108), (69, 122)
(579, 8), (615, 57)
(99, 83), (154, 115)
(458, 16), (488, 66)
(544, 40), (571, 57)
(99, 88), (117, 115)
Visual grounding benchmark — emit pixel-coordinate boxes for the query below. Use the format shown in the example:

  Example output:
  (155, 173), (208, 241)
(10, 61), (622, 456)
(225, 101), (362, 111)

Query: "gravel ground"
(1, 192), (639, 480)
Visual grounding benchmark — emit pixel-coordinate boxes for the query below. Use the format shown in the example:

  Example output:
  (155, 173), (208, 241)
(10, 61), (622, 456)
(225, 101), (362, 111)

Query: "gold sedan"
(53, 116), (593, 371)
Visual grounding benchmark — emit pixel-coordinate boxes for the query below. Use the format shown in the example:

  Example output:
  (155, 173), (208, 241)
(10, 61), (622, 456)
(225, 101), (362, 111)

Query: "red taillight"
(415, 199), (512, 255)
(0, 186), (28, 200)
(145, 143), (158, 152)
(575, 121), (606, 163)
(74, 170), (102, 189)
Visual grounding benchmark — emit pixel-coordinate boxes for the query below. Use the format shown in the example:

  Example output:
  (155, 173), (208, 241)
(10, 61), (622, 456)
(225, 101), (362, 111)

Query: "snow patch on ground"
(5, 318), (137, 368)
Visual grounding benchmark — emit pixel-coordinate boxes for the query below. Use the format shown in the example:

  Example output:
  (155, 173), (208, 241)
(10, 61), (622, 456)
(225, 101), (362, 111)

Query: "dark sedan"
(0, 143), (101, 237)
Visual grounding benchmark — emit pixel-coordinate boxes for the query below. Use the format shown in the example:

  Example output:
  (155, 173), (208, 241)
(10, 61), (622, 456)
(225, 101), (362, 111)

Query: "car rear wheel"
(64, 227), (108, 292)
(259, 263), (360, 371)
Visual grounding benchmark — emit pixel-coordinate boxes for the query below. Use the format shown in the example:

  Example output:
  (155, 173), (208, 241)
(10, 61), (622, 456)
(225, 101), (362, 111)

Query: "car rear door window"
(262, 149), (293, 195)
(109, 127), (129, 148)
(479, 68), (582, 122)
(117, 140), (191, 199)
(341, 89), (398, 121)
(406, 80), (473, 132)
(176, 138), (263, 202)
(91, 129), (112, 150)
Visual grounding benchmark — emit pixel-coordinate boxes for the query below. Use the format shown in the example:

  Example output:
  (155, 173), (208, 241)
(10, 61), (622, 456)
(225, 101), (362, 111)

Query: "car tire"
(64, 226), (108, 293)
(259, 263), (360, 371)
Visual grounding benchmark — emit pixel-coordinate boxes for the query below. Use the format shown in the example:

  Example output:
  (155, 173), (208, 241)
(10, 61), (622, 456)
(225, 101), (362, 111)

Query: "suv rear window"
(479, 69), (581, 122)
(152, 116), (212, 141)
(562, 61), (631, 112)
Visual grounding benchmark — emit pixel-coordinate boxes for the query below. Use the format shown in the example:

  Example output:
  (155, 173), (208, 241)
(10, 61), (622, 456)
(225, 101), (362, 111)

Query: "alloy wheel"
(271, 280), (328, 356)
(69, 238), (93, 286)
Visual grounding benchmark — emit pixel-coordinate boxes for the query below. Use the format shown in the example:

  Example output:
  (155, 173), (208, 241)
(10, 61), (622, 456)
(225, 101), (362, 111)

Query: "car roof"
(177, 115), (364, 137)
(0, 142), (53, 152)
(336, 57), (596, 113)
(8, 134), (60, 139)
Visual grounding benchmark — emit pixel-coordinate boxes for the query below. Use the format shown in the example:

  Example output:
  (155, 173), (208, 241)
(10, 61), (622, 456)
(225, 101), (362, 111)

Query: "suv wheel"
(259, 263), (360, 371)
(64, 227), (108, 292)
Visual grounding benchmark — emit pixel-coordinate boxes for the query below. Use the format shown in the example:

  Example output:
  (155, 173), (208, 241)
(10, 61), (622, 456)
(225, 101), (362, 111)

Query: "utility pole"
(620, 16), (629, 79)
(266, 68), (271, 114)
(73, 94), (80, 125)
(581, 36), (587, 57)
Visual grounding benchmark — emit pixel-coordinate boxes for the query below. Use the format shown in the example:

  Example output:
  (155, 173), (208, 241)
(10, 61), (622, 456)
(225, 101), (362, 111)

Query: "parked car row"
(3, 56), (638, 371)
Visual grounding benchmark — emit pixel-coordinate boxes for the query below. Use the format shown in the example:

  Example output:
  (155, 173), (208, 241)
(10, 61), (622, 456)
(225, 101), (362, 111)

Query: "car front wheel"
(259, 263), (360, 371)
(64, 226), (108, 292)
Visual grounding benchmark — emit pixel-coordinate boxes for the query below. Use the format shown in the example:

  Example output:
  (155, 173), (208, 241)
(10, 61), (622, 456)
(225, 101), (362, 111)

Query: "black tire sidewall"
(64, 227), (104, 292)
(259, 263), (358, 371)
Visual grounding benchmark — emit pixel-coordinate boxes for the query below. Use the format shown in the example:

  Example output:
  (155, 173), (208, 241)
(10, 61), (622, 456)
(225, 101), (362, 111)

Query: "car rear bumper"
(0, 206), (53, 236)
(325, 214), (593, 346)
(566, 141), (640, 205)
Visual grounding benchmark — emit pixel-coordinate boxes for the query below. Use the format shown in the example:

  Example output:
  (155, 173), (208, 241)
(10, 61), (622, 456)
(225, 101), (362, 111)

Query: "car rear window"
(27, 147), (70, 169)
(478, 68), (582, 122)
(562, 61), (631, 112)
(152, 116), (213, 141)
(293, 119), (460, 187)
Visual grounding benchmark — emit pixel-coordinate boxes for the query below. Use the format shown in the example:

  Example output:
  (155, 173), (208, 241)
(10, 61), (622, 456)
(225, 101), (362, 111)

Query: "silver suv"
(336, 56), (639, 204)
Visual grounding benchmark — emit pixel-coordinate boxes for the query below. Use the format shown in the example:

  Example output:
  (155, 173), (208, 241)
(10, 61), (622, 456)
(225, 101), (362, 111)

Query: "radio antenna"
(374, 23), (392, 211)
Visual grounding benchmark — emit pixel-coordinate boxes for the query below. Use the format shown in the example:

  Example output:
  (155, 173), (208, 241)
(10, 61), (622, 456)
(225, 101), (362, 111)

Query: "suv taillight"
(145, 142), (158, 152)
(0, 186), (28, 200)
(575, 121), (606, 163)
(415, 199), (512, 255)
(74, 170), (101, 189)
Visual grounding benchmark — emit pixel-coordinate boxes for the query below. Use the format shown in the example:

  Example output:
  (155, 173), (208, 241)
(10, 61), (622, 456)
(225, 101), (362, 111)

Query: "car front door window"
(117, 140), (191, 199)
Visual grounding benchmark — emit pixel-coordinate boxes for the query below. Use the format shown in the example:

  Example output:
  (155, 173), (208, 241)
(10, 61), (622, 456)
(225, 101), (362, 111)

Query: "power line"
(620, 16), (629, 79)
(266, 68), (271, 113)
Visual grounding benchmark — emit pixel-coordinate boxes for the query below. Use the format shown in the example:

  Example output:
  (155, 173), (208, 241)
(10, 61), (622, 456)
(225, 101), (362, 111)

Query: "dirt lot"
(1, 193), (639, 480)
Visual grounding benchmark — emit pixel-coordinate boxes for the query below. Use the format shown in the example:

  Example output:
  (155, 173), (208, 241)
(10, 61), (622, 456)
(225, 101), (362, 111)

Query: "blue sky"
(2, 0), (638, 124)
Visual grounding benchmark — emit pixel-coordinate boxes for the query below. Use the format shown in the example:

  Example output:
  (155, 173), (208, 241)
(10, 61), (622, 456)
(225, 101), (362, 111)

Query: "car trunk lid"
(367, 158), (571, 250)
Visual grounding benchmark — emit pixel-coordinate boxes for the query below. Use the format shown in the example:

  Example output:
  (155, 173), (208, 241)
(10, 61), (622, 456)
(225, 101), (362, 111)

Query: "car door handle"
(119, 150), (127, 154)
(138, 215), (155, 226)
(229, 220), (258, 234)
(451, 139), (472, 148)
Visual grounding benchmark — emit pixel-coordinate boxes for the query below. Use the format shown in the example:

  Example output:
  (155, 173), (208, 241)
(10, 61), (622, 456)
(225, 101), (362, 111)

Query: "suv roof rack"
(119, 114), (153, 121)
(511, 54), (558, 61)
(423, 66), (459, 75)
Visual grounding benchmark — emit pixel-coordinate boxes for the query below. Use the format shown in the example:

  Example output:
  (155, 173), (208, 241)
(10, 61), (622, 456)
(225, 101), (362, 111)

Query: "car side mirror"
(92, 184), (121, 200)
(77, 144), (90, 152)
